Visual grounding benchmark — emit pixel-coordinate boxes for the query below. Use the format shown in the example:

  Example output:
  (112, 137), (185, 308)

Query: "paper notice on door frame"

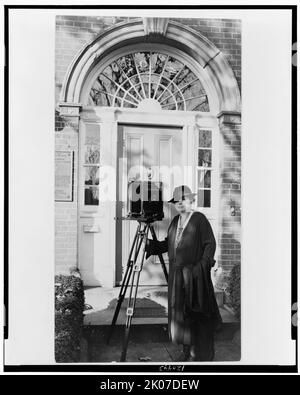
(55, 150), (74, 202)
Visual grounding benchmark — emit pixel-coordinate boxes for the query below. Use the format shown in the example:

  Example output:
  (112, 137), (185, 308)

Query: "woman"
(146, 185), (222, 361)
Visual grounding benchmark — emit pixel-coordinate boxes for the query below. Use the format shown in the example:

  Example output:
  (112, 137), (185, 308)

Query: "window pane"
(176, 67), (197, 89)
(84, 166), (99, 185)
(197, 189), (211, 208)
(117, 55), (137, 77)
(198, 130), (212, 148)
(89, 51), (209, 111)
(143, 83), (149, 98)
(198, 169), (211, 188)
(110, 62), (125, 85)
(134, 52), (150, 73)
(164, 56), (183, 80)
(85, 124), (100, 164)
(186, 96), (208, 112)
(122, 79), (131, 92)
(151, 53), (167, 74)
(198, 149), (212, 167)
(195, 100), (210, 112)
(134, 83), (144, 99)
(98, 74), (117, 98)
(123, 95), (137, 108)
(85, 146), (100, 164)
(85, 186), (99, 206)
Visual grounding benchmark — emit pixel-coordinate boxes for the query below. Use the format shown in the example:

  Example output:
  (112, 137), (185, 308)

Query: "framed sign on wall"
(55, 150), (74, 202)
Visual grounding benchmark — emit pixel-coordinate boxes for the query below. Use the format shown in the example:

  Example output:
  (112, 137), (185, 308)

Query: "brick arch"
(60, 19), (241, 114)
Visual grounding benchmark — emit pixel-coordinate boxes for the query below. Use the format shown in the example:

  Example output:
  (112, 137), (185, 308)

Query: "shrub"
(227, 264), (241, 320)
(55, 274), (85, 362)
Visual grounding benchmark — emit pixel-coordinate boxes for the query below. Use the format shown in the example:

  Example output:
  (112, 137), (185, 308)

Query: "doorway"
(116, 124), (183, 286)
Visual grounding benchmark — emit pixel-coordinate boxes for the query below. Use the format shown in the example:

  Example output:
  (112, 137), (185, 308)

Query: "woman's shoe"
(176, 352), (190, 362)
(176, 345), (191, 362)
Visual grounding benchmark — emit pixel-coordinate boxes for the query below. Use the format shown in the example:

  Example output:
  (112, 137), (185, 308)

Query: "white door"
(116, 124), (183, 286)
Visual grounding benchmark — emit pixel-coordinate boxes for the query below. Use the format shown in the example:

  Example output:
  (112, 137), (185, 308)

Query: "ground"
(80, 286), (240, 363)
(80, 325), (241, 363)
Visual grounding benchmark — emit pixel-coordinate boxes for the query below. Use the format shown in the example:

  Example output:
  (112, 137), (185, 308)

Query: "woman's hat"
(168, 185), (197, 204)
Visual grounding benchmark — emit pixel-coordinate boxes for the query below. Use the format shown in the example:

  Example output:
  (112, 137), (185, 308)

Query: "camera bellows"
(127, 181), (164, 220)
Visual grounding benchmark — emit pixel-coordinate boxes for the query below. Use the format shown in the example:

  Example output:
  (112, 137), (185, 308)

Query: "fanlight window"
(88, 51), (210, 112)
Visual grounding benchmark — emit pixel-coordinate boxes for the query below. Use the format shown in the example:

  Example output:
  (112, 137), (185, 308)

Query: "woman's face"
(174, 197), (193, 213)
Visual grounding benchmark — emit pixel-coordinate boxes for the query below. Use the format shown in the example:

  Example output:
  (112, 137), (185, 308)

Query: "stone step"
(83, 286), (239, 340)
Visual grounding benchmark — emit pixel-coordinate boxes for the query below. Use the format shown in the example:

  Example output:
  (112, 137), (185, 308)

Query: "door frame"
(116, 122), (185, 286)
(79, 106), (219, 287)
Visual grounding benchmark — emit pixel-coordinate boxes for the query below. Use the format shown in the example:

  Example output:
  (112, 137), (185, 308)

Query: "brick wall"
(217, 117), (241, 293)
(55, 15), (134, 103)
(55, 114), (79, 273)
(171, 18), (241, 91)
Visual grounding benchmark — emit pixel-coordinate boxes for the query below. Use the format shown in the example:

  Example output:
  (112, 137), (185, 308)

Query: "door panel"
(116, 124), (183, 286)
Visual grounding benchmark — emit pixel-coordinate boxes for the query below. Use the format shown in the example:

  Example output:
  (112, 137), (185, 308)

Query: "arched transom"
(88, 51), (210, 112)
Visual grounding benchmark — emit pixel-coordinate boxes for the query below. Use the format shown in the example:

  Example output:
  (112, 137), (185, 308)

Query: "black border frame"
(3, 4), (298, 374)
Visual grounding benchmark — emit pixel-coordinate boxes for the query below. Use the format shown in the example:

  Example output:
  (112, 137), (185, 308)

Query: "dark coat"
(157, 211), (222, 345)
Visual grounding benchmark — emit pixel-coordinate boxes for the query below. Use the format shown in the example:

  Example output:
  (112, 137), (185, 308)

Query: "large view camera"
(127, 181), (164, 221)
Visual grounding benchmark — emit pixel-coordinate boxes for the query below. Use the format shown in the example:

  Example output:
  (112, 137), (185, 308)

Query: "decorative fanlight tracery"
(88, 51), (210, 112)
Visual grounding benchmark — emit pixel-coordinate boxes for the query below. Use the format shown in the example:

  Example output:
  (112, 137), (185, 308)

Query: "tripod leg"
(149, 224), (168, 282)
(107, 223), (142, 344)
(120, 223), (150, 362)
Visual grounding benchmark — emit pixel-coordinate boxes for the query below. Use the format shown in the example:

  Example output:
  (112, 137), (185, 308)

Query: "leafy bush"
(55, 274), (85, 362)
(227, 264), (241, 320)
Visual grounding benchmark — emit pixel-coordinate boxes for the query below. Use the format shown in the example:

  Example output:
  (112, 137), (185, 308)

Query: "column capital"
(217, 111), (241, 125)
(58, 102), (82, 118)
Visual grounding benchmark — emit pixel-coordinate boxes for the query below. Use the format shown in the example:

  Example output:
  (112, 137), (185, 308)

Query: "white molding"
(80, 42), (219, 114)
(81, 106), (218, 127)
(58, 102), (82, 117)
(142, 17), (169, 36)
(59, 19), (241, 114)
(217, 110), (242, 125)
(77, 107), (222, 286)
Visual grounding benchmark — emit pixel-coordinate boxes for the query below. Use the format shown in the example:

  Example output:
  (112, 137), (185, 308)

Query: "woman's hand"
(192, 257), (216, 277)
(145, 239), (159, 259)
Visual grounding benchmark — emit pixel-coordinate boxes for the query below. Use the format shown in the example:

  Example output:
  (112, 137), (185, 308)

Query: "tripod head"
(115, 213), (164, 223)
(127, 212), (164, 223)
